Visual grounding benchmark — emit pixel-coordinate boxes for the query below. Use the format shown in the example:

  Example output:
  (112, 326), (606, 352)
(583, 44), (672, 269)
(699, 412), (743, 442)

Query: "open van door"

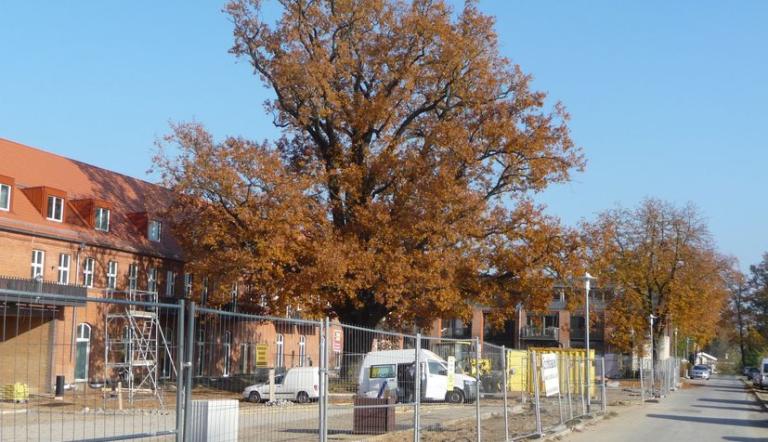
(425, 360), (449, 401)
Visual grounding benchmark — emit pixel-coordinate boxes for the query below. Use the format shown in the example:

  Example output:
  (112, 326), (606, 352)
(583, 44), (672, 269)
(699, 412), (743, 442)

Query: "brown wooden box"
(352, 395), (396, 434)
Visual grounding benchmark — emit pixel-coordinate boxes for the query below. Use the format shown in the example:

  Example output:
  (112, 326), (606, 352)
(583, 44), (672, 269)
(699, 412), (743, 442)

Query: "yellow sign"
(255, 344), (268, 367)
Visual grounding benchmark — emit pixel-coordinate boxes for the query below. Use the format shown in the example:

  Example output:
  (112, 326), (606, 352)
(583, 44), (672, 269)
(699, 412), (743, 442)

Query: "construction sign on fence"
(541, 353), (560, 397)
(255, 344), (268, 367)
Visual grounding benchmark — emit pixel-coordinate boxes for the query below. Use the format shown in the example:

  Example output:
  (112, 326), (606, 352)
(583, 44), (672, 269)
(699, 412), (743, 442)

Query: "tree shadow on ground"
(646, 414), (768, 429)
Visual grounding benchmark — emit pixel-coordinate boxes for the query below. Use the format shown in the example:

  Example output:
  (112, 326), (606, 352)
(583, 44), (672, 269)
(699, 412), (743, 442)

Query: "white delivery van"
(358, 349), (477, 403)
(242, 366), (319, 403)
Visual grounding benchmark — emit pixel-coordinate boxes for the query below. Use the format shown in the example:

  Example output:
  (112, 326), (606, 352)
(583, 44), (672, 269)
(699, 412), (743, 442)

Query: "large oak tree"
(155, 0), (584, 335)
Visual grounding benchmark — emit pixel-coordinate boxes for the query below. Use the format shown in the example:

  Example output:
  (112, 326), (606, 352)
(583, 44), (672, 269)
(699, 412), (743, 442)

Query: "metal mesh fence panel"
(0, 290), (181, 442)
(325, 323), (416, 439)
(192, 306), (322, 441)
(417, 336), (481, 441)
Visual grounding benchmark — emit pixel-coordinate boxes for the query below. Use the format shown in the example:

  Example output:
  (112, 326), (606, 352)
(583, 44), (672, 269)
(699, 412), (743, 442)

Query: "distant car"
(690, 365), (711, 380)
(745, 367), (759, 380)
(242, 367), (319, 403)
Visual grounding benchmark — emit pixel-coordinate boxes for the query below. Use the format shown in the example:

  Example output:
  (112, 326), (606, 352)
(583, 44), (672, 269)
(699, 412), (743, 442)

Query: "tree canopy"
(584, 199), (730, 354)
(155, 0), (584, 329)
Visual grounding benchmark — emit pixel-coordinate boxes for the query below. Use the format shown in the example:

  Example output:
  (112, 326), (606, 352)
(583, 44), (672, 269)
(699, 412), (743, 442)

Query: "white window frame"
(299, 335), (306, 367)
(201, 276), (209, 305)
(184, 273), (193, 298)
(196, 328), (206, 376)
(57, 253), (70, 284)
(222, 331), (232, 377)
(0, 183), (10, 211)
(166, 270), (176, 297)
(75, 323), (91, 382)
(128, 263), (138, 291)
(95, 207), (110, 232)
(82, 258), (94, 288)
(122, 326), (131, 364)
(46, 195), (64, 222)
(275, 334), (284, 369)
(240, 343), (250, 374)
(107, 261), (118, 289)
(161, 327), (173, 379)
(148, 220), (162, 242)
(31, 250), (45, 279)
(147, 267), (157, 293)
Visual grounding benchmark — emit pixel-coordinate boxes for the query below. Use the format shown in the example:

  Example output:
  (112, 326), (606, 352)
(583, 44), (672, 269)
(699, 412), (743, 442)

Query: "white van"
(754, 357), (768, 389)
(358, 349), (477, 403)
(242, 366), (319, 403)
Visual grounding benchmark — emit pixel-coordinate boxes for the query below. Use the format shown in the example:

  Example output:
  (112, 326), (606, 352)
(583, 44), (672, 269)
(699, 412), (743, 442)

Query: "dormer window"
(46, 195), (64, 222)
(95, 207), (110, 232)
(148, 219), (162, 242)
(0, 183), (10, 211)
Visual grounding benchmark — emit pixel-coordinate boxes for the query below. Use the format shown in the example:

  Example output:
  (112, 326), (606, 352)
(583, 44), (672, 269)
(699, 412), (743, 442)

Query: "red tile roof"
(0, 137), (183, 261)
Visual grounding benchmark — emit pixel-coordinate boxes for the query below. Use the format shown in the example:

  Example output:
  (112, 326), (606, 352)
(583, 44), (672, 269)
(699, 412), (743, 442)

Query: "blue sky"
(1, 1), (766, 269)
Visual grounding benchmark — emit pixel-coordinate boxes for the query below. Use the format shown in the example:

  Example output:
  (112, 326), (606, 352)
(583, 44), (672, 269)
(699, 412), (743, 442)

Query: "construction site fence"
(0, 291), (686, 441)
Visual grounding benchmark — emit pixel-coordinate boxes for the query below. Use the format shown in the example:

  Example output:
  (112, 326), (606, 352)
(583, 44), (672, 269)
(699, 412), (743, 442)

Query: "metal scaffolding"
(104, 289), (175, 405)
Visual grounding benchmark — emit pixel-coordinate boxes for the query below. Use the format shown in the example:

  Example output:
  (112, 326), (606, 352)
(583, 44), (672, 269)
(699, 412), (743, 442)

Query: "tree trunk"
(334, 298), (389, 388)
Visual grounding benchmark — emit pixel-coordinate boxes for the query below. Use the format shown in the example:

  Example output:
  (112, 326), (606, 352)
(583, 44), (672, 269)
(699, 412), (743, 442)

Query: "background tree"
(585, 199), (730, 359)
(741, 253), (768, 366)
(155, 0), (585, 340)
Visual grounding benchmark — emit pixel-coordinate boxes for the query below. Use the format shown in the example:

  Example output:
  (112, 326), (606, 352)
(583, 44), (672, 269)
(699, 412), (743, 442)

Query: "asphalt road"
(564, 375), (768, 442)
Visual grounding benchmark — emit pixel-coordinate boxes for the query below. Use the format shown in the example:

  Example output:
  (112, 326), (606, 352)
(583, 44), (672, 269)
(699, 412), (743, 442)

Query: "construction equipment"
(104, 289), (175, 405)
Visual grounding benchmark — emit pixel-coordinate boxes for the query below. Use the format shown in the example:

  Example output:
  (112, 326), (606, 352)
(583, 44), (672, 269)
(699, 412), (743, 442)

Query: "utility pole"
(734, 283), (747, 370)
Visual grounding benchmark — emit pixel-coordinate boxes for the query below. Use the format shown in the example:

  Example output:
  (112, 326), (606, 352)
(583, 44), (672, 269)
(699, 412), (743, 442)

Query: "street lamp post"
(649, 314), (657, 397)
(584, 272), (596, 413)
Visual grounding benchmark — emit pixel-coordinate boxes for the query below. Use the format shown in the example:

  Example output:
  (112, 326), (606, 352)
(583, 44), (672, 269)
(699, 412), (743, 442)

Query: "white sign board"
(540, 353), (560, 397)
(447, 356), (456, 391)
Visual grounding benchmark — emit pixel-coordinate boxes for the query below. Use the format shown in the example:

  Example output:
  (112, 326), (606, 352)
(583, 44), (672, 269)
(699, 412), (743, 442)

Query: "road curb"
(740, 379), (768, 412)
(540, 413), (605, 441)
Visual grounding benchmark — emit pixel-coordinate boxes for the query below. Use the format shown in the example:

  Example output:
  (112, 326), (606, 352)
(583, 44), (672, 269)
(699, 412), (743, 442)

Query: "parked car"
(690, 364), (711, 380)
(242, 366), (319, 403)
(745, 367), (759, 380)
(358, 349), (478, 403)
(753, 358), (768, 389)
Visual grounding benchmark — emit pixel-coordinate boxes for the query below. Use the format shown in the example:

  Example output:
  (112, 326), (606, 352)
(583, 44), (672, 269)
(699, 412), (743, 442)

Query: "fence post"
(324, 318), (331, 442)
(502, 346), (509, 442)
(579, 357), (586, 416)
(414, 333), (421, 442)
(639, 356), (645, 404)
(318, 318), (327, 442)
(601, 357), (607, 413)
(565, 356), (573, 421)
(475, 336), (481, 442)
(175, 299), (185, 442)
(557, 357), (564, 425)
(531, 350), (542, 435)
(183, 301), (196, 441)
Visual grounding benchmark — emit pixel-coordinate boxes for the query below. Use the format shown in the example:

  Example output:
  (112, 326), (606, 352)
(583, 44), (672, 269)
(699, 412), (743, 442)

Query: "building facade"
(0, 138), (318, 393)
(430, 286), (616, 354)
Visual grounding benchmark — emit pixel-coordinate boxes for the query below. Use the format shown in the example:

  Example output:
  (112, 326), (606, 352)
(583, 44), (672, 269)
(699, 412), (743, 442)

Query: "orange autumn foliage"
(584, 199), (730, 354)
(155, 0), (584, 329)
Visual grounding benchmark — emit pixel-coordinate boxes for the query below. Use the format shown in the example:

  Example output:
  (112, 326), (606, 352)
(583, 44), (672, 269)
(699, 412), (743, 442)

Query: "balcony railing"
(520, 325), (560, 340)
(0, 275), (87, 305)
(569, 327), (604, 341)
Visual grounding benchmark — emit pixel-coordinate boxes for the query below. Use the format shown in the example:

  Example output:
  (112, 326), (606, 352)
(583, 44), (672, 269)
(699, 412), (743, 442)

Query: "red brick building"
(0, 138), (320, 393)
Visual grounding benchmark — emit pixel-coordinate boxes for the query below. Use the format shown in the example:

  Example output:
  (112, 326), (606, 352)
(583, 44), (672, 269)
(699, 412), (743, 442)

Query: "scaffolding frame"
(104, 289), (176, 405)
